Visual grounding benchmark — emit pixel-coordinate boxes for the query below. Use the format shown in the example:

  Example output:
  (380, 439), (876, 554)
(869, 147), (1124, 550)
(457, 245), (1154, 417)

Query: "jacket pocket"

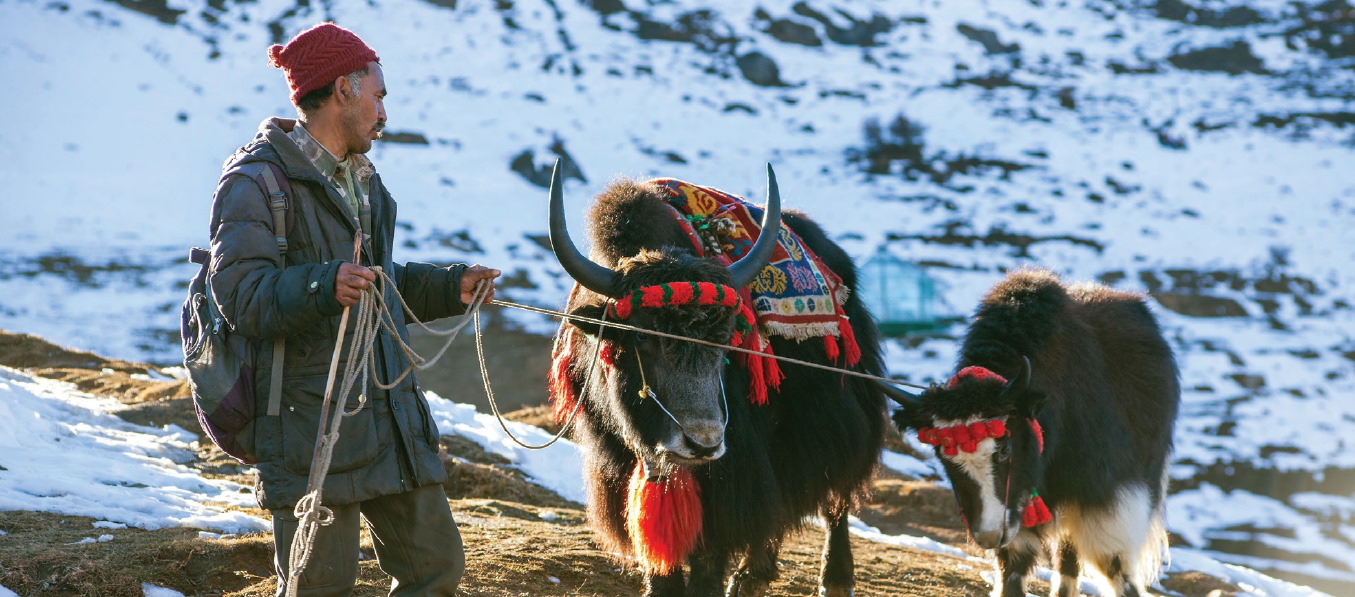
(281, 374), (379, 475)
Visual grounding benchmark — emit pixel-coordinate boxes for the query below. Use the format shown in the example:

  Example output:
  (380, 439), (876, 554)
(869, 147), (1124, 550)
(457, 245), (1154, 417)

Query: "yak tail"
(1132, 471), (1172, 590)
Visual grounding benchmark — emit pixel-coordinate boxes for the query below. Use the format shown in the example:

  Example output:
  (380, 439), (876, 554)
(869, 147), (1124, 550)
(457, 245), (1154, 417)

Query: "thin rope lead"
(472, 287), (601, 450)
(488, 299), (930, 391)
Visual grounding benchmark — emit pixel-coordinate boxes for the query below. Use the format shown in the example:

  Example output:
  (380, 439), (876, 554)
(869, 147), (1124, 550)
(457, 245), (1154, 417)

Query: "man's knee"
(272, 507), (362, 596)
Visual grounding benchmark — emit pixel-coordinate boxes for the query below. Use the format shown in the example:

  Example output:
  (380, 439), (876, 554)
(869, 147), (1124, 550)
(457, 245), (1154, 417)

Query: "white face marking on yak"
(890, 357), (1045, 550)
(932, 416), (1016, 547)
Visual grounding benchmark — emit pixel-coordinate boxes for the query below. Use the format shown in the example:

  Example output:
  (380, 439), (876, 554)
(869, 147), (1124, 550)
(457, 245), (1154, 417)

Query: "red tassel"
(824, 334), (840, 363)
(744, 350), (768, 405)
(547, 337), (578, 425)
(1022, 494), (1052, 527)
(763, 344), (783, 390)
(627, 466), (703, 575)
(839, 315), (861, 366)
(1028, 418), (1045, 454)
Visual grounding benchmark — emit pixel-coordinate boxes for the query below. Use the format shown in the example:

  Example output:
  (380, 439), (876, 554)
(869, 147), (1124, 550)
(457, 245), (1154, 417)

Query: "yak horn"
(728, 164), (783, 289)
(1003, 356), (1032, 393)
(877, 379), (924, 408)
(548, 158), (617, 296)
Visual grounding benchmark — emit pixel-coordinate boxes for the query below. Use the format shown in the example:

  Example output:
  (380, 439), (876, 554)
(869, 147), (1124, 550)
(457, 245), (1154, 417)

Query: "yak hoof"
(819, 586), (854, 597)
(726, 572), (770, 597)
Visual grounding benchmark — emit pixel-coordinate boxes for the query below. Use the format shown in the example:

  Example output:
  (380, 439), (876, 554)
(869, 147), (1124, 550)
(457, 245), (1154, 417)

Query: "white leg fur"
(1059, 484), (1167, 596)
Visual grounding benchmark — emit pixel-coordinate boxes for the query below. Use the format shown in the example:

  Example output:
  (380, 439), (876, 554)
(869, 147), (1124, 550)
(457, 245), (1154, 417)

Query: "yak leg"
(819, 506), (855, 597)
(994, 532), (1042, 597)
(1090, 553), (1145, 597)
(1050, 539), (1080, 597)
(644, 569), (685, 597)
(726, 539), (780, 597)
(684, 549), (729, 597)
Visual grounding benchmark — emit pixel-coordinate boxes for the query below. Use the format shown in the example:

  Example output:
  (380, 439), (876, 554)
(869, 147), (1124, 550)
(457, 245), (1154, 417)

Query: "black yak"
(887, 267), (1179, 597)
(545, 162), (887, 597)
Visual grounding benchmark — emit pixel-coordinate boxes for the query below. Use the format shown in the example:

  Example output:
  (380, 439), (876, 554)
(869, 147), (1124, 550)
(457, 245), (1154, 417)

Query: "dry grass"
(0, 330), (1242, 596)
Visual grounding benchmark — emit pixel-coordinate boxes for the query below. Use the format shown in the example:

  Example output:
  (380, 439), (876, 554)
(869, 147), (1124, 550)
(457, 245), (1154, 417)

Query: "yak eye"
(996, 439), (1012, 458)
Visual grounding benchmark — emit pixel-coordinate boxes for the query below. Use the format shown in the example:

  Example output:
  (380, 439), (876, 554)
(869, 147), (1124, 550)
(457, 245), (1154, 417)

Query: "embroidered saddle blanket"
(650, 178), (852, 342)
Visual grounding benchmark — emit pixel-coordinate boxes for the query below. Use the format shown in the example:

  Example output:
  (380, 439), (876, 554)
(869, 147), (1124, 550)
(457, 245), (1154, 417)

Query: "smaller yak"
(887, 268), (1179, 597)
(546, 163), (887, 597)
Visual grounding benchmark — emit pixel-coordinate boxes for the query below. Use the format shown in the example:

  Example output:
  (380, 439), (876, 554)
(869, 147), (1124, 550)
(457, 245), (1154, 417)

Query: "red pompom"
(1022, 494), (1052, 527)
(948, 366), (1008, 389)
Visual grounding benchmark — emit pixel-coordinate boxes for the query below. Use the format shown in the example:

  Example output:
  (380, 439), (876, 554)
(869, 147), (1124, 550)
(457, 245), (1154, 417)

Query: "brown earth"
(0, 330), (1242, 596)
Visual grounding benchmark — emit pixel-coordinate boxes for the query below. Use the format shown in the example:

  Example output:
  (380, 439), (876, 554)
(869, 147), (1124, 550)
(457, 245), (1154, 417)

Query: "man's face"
(341, 61), (386, 155)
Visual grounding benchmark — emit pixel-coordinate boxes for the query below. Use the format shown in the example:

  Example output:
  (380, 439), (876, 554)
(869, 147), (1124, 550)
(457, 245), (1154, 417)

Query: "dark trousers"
(272, 483), (465, 596)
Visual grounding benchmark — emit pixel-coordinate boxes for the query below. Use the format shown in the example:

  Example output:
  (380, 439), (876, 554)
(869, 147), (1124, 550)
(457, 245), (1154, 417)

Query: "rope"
(488, 299), (929, 391)
(285, 275), (378, 596)
(284, 269), (489, 595)
(282, 270), (924, 593)
(471, 289), (600, 450)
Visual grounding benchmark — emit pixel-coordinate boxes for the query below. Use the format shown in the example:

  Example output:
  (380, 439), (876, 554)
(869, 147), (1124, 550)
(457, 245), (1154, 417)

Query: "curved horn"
(728, 164), (784, 289)
(876, 379), (924, 408)
(1003, 355), (1032, 393)
(547, 158), (617, 296)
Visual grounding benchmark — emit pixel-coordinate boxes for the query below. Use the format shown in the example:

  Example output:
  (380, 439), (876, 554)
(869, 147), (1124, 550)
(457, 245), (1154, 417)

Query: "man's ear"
(334, 75), (354, 103)
(565, 304), (607, 337)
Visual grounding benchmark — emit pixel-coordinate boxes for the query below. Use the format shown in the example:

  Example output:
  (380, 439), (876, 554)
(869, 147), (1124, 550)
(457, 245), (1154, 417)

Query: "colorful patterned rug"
(650, 178), (858, 361)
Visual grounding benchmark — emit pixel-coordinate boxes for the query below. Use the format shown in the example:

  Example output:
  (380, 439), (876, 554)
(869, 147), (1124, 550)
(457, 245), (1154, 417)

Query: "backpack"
(181, 161), (291, 464)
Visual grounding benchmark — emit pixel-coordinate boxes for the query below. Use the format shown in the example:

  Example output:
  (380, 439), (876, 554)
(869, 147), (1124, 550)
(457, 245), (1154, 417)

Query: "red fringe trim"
(732, 300), (782, 405)
(1022, 494), (1052, 528)
(626, 466), (703, 575)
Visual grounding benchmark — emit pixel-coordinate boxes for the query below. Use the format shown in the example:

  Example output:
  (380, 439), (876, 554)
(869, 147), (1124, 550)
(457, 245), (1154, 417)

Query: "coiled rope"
(285, 272), (925, 593)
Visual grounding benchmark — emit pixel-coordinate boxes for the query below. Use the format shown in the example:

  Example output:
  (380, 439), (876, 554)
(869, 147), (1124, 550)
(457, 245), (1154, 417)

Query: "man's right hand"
(335, 262), (376, 307)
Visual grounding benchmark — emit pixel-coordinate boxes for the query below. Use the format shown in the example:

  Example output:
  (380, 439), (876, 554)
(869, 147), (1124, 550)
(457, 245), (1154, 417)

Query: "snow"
(0, 360), (1330, 597)
(0, 366), (267, 535)
(1, 0), (1352, 594)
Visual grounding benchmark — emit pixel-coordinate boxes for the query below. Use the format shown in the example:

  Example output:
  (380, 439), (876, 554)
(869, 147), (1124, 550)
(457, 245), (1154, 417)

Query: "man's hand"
(335, 262), (376, 308)
(461, 265), (501, 305)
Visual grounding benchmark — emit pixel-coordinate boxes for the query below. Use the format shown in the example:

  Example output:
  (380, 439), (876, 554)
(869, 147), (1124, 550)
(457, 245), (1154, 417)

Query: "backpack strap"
(256, 162), (290, 417)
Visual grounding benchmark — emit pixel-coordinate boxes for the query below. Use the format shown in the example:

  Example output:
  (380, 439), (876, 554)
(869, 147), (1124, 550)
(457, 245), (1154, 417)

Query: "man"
(206, 22), (498, 595)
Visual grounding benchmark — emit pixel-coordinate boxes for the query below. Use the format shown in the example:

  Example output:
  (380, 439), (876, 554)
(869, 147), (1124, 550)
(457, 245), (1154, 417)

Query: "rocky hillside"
(1, 0), (1353, 592)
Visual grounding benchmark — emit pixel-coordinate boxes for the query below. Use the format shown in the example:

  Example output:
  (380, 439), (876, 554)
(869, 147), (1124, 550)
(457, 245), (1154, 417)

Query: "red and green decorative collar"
(601, 281), (778, 405)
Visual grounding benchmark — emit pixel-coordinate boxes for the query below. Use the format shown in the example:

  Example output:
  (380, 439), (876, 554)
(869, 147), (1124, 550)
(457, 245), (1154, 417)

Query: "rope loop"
(282, 268), (924, 596)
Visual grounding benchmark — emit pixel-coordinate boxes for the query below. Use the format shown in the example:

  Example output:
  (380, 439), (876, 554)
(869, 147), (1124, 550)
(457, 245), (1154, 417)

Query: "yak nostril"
(682, 433), (722, 458)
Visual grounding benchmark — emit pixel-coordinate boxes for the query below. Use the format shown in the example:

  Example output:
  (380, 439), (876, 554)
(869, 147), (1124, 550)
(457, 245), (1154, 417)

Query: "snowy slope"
(1, 0), (1352, 591)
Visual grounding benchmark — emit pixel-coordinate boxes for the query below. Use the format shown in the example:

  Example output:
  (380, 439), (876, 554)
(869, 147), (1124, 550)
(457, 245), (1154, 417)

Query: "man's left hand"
(461, 265), (501, 305)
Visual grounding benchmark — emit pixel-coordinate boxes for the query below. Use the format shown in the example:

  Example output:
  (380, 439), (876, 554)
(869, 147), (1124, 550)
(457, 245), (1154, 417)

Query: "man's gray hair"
(295, 66), (369, 115)
(344, 69), (364, 95)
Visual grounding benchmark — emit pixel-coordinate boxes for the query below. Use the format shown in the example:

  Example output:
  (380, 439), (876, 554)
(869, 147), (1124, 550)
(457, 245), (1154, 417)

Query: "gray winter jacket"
(208, 117), (465, 511)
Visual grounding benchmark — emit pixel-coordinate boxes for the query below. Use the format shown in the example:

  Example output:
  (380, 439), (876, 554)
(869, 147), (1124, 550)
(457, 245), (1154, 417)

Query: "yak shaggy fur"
(554, 178), (889, 597)
(894, 267), (1179, 597)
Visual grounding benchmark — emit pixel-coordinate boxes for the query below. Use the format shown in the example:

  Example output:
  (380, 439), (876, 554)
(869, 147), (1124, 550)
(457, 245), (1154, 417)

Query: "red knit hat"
(268, 22), (379, 106)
